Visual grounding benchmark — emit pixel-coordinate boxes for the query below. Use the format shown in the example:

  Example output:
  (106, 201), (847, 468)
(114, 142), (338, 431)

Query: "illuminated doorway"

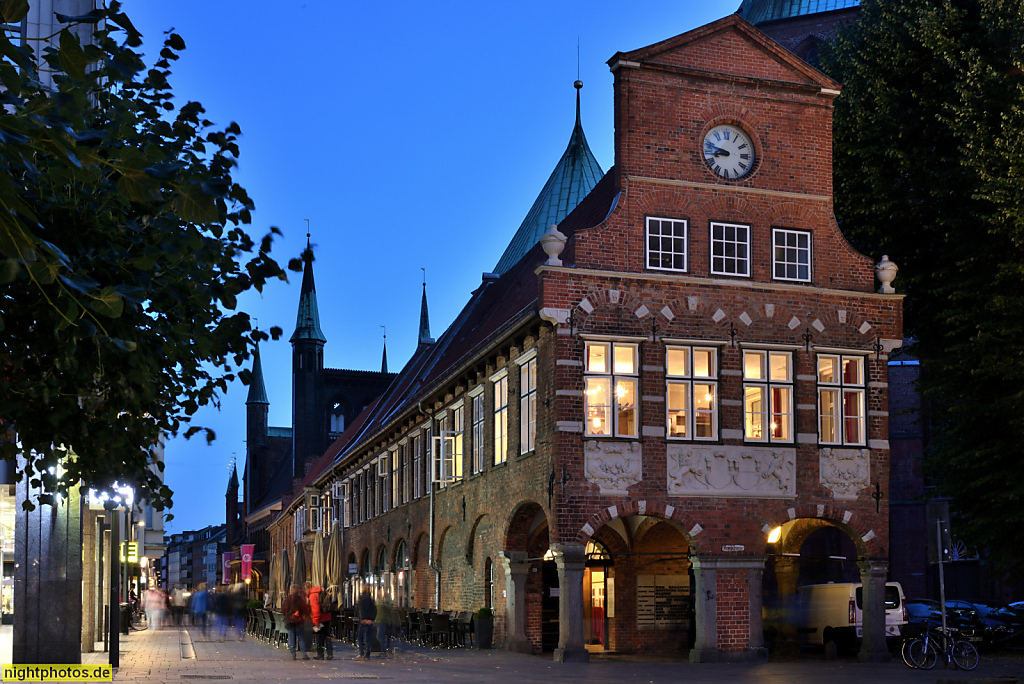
(583, 539), (612, 649)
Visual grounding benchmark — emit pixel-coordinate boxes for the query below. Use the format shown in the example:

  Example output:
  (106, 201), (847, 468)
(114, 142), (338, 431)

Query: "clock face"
(702, 124), (755, 180)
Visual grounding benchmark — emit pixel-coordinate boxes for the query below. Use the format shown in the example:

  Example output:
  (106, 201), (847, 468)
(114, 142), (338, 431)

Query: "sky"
(122, 0), (742, 534)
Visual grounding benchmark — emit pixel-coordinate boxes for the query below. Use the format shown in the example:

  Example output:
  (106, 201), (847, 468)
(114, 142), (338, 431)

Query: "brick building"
(266, 14), (902, 663)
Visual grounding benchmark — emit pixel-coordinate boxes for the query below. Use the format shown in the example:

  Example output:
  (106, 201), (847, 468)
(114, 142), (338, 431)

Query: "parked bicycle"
(901, 626), (979, 670)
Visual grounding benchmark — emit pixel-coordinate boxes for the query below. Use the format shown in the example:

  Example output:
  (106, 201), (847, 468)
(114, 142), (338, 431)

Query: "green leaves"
(0, 5), (291, 512)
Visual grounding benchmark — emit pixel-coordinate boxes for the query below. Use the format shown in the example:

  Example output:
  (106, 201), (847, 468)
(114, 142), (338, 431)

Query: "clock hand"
(713, 148), (730, 157)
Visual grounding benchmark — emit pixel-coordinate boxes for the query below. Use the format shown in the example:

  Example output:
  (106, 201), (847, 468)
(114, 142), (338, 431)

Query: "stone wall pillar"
(499, 550), (532, 654)
(13, 454), (83, 664)
(689, 555), (768, 663)
(81, 510), (96, 652)
(857, 559), (891, 663)
(552, 543), (588, 662)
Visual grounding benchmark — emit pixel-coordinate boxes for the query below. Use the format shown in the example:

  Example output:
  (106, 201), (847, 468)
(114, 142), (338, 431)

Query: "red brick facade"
(268, 14), (902, 663)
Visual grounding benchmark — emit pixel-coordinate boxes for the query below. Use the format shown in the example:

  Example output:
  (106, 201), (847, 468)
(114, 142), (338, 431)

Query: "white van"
(794, 582), (908, 647)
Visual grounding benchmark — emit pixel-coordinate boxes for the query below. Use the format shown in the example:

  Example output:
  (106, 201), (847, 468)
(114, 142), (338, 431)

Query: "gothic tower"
(290, 240), (327, 477)
(244, 341), (269, 516)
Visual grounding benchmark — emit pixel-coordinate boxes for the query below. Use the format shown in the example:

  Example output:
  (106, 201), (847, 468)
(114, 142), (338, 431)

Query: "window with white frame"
(646, 217), (688, 272)
(818, 354), (866, 445)
(390, 448), (399, 508)
(520, 355), (537, 453)
(412, 433), (423, 498)
(772, 228), (811, 282)
(584, 341), (639, 437)
(377, 456), (388, 513)
(401, 442), (410, 504)
(710, 221), (750, 277)
(471, 389), (485, 474)
(493, 372), (508, 465)
(453, 403), (464, 479)
(321, 493), (332, 534)
(666, 346), (718, 440)
(309, 495), (321, 531)
(742, 350), (793, 442)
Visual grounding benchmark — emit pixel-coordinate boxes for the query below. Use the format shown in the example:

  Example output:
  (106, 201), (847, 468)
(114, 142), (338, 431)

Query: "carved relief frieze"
(666, 445), (795, 497)
(584, 441), (643, 495)
(819, 448), (871, 500)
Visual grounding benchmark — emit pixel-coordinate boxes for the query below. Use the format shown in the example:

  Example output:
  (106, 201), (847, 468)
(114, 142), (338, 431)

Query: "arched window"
(586, 539), (613, 565)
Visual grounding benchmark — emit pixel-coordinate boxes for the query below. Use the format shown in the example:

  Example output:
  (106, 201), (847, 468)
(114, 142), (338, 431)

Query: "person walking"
(171, 586), (187, 626)
(191, 584), (209, 637)
(375, 595), (393, 656)
(308, 583), (333, 660)
(283, 584), (310, 660)
(143, 587), (166, 631)
(356, 589), (375, 659)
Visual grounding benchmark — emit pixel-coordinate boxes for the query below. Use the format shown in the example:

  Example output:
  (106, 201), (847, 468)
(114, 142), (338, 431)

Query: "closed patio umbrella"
(266, 553), (277, 609)
(325, 526), (343, 604)
(292, 540), (307, 587)
(311, 531), (325, 588)
(277, 547), (290, 610)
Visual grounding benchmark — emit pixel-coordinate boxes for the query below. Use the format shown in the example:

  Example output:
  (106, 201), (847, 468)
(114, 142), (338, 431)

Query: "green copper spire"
(246, 341), (269, 405)
(737, 0), (859, 24)
(493, 81), (604, 275)
(290, 236), (327, 344)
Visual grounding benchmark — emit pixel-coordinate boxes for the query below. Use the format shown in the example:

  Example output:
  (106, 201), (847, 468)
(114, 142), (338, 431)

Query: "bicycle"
(903, 627), (979, 671)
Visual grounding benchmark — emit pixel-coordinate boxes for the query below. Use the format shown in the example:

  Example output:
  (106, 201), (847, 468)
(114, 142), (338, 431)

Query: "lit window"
(710, 221), (750, 277)
(452, 404), (464, 479)
(493, 373), (509, 465)
(743, 350), (793, 442)
(390, 448), (399, 508)
(818, 354), (866, 445)
(520, 357), (537, 454)
(772, 228), (811, 282)
(666, 346), (718, 440)
(585, 342), (639, 438)
(471, 391), (485, 473)
(646, 217), (688, 272)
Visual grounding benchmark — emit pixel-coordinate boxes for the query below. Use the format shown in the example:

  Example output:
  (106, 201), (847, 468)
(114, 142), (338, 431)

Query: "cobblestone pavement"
(81, 625), (1024, 683)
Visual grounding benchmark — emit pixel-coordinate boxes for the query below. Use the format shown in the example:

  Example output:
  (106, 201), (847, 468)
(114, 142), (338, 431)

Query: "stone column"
(81, 509), (96, 652)
(857, 559), (891, 663)
(690, 556), (768, 663)
(552, 543), (589, 663)
(772, 556), (801, 655)
(499, 550), (532, 654)
(13, 454), (83, 664)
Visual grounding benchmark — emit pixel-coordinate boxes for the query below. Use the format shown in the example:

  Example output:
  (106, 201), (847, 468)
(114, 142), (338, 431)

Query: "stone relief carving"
(819, 448), (871, 500)
(667, 445), (795, 497)
(584, 441), (643, 495)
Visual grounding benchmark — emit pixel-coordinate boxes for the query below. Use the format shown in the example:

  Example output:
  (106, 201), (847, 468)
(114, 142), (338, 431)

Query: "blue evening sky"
(123, 0), (738, 534)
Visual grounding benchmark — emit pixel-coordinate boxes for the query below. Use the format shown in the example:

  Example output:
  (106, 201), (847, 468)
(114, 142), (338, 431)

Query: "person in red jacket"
(282, 584), (310, 660)
(308, 584), (333, 660)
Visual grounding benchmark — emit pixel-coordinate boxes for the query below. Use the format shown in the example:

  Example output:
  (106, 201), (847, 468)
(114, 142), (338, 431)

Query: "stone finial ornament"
(540, 225), (567, 266)
(875, 254), (898, 294)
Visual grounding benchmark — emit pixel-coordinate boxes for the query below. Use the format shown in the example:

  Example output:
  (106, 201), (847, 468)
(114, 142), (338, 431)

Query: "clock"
(702, 124), (755, 180)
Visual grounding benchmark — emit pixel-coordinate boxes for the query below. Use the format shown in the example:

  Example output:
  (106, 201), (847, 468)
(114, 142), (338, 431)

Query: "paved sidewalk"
(82, 625), (1024, 683)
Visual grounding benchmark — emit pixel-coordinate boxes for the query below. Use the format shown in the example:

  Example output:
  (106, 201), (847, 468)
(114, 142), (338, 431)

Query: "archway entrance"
(585, 515), (692, 655)
(503, 502), (550, 654)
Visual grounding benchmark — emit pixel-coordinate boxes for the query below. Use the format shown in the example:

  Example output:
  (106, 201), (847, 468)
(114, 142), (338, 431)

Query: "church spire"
(493, 80), (604, 275)
(290, 234), (327, 344)
(381, 326), (388, 374)
(418, 273), (433, 347)
(246, 341), (269, 405)
(226, 462), (239, 495)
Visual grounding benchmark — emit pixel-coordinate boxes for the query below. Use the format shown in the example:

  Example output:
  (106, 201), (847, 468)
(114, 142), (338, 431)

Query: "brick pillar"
(773, 557), (801, 655)
(552, 543), (588, 663)
(857, 560), (891, 663)
(689, 556), (768, 663)
(499, 551), (531, 654)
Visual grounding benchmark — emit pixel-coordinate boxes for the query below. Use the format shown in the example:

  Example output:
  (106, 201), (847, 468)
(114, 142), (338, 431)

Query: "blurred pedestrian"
(191, 584), (209, 636)
(171, 586), (188, 626)
(375, 594), (393, 656)
(283, 584), (310, 660)
(309, 583), (333, 660)
(143, 587), (166, 631)
(356, 589), (375, 659)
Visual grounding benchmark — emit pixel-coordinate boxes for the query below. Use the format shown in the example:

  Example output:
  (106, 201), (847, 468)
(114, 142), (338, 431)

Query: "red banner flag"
(241, 544), (254, 581)
(222, 551), (235, 584)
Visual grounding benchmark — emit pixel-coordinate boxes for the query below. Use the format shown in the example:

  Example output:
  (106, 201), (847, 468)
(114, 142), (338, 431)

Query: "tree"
(0, 0), (297, 512)
(824, 0), (1024, 573)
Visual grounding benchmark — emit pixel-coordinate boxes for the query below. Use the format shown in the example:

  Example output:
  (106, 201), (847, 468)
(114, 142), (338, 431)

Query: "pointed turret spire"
(290, 233), (327, 344)
(381, 326), (389, 374)
(246, 341), (269, 405)
(493, 80), (604, 275)
(226, 462), (239, 495)
(418, 272), (433, 347)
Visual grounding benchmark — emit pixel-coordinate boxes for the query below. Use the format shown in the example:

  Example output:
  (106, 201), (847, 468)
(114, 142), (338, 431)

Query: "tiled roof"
(493, 85), (604, 275)
(737, 0), (859, 25)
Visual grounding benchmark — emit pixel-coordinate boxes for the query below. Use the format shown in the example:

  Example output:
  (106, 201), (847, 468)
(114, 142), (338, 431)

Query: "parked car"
(904, 599), (984, 644)
(946, 599), (1024, 647)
